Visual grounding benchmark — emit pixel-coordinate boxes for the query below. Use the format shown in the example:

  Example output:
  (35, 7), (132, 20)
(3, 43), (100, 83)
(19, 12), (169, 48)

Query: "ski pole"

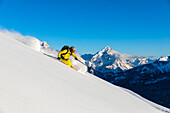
(77, 60), (87, 66)
(77, 60), (92, 69)
(77, 60), (95, 74)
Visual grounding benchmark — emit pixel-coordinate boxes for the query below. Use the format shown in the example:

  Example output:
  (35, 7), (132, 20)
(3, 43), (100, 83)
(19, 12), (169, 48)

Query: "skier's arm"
(58, 50), (68, 58)
(71, 53), (78, 60)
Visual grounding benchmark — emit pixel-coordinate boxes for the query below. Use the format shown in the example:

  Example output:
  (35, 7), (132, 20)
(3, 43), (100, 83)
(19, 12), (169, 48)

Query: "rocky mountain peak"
(41, 41), (51, 50)
(102, 46), (112, 51)
(95, 46), (119, 57)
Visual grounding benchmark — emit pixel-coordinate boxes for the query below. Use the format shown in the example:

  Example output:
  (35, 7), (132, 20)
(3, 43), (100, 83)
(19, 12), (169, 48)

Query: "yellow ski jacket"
(58, 49), (77, 60)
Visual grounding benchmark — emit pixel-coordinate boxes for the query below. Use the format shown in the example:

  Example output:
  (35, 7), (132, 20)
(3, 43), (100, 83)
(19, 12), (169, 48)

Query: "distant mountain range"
(82, 47), (170, 108)
(104, 56), (170, 108)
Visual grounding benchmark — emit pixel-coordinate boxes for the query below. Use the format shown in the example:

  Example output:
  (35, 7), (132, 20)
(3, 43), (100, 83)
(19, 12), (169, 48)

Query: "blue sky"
(0, 0), (170, 57)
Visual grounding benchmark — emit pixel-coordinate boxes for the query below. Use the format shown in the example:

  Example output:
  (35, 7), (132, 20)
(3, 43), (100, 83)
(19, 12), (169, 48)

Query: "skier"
(57, 46), (78, 68)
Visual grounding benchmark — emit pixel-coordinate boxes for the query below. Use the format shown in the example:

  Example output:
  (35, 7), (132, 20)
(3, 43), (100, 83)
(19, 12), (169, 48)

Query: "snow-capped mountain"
(103, 56), (170, 108)
(158, 56), (170, 62)
(82, 46), (155, 73)
(1, 30), (167, 113)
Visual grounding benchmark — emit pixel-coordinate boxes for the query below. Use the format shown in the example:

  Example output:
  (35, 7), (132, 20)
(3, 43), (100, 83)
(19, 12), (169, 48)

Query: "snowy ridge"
(121, 57), (170, 85)
(158, 56), (170, 62)
(152, 57), (170, 73)
(0, 30), (165, 113)
(136, 56), (170, 75)
(136, 60), (170, 75)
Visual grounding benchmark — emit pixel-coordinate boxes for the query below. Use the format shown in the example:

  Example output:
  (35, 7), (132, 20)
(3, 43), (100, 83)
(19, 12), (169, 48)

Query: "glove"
(57, 57), (60, 60)
(75, 57), (78, 60)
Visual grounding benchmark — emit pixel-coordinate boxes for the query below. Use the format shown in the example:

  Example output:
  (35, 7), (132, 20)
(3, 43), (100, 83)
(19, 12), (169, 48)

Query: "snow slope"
(0, 29), (42, 51)
(0, 29), (59, 57)
(0, 36), (164, 113)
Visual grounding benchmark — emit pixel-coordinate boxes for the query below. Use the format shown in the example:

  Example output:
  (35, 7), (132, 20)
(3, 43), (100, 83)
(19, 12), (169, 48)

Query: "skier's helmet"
(70, 46), (76, 53)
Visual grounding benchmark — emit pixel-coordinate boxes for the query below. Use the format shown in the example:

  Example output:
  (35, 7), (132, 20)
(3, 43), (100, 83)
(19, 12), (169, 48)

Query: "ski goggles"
(71, 50), (75, 53)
